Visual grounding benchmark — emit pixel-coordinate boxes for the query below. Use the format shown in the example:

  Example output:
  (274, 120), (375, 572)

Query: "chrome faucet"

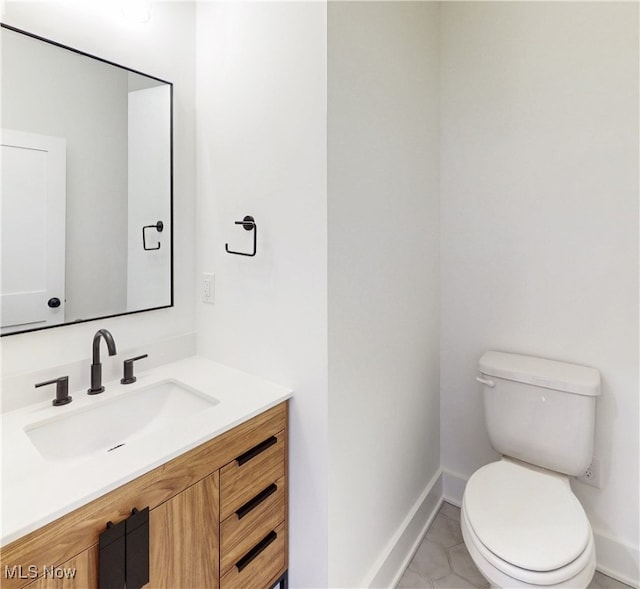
(88, 329), (117, 394)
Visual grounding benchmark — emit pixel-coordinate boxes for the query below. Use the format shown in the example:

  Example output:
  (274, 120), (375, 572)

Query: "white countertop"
(0, 355), (292, 546)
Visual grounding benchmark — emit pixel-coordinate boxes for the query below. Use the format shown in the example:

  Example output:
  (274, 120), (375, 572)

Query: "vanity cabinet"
(1, 402), (288, 589)
(22, 547), (99, 589)
(149, 472), (220, 588)
(219, 429), (286, 589)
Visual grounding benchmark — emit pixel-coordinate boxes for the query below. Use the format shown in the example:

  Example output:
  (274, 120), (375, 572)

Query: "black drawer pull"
(235, 531), (278, 572)
(236, 483), (278, 519)
(126, 507), (150, 589)
(99, 519), (126, 589)
(236, 436), (277, 466)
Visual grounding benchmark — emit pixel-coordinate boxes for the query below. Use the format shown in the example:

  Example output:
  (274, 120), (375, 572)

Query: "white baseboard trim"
(363, 470), (444, 589)
(593, 531), (640, 588)
(442, 468), (466, 506)
(441, 469), (640, 588)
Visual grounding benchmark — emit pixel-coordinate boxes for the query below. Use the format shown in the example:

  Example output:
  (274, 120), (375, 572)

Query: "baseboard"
(363, 470), (443, 588)
(442, 469), (640, 588)
(593, 531), (640, 588)
(442, 468), (466, 507)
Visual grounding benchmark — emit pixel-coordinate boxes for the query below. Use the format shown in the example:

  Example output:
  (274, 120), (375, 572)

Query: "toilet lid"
(464, 460), (590, 572)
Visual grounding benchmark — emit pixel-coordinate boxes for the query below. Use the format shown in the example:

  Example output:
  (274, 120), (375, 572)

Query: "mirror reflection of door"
(1, 24), (173, 336)
(1, 130), (66, 333)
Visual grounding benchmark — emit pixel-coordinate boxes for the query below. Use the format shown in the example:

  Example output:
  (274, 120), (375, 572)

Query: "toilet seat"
(462, 499), (595, 586)
(462, 459), (594, 586)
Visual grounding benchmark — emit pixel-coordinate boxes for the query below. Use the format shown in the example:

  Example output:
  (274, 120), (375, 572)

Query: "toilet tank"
(478, 351), (601, 476)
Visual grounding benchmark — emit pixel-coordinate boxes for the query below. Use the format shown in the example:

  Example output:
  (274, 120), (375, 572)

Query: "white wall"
(127, 85), (172, 312)
(3, 2), (637, 586)
(0, 1), (196, 377)
(440, 2), (639, 582)
(327, 3), (440, 587)
(195, 3), (328, 587)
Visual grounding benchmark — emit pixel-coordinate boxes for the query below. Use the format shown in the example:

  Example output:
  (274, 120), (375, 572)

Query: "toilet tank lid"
(479, 351), (601, 396)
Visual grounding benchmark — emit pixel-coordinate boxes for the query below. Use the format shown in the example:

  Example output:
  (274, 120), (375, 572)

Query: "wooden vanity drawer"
(219, 430), (286, 521)
(220, 476), (286, 575)
(220, 522), (286, 589)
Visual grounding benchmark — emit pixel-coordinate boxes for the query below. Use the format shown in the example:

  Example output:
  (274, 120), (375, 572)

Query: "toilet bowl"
(463, 352), (601, 589)
(461, 459), (596, 589)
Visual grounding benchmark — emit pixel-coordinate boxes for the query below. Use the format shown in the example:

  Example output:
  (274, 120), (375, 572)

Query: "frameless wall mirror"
(0, 24), (173, 336)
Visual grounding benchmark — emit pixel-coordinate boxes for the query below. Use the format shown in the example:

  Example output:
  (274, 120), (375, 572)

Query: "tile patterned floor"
(397, 502), (633, 589)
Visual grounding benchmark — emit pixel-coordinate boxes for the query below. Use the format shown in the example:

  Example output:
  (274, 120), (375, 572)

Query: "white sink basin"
(24, 380), (219, 462)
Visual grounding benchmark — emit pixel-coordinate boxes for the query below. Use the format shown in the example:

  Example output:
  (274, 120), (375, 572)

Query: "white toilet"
(461, 351), (601, 589)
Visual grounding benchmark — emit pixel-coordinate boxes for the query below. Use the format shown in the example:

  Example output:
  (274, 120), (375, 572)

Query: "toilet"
(461, 351), (601, 589)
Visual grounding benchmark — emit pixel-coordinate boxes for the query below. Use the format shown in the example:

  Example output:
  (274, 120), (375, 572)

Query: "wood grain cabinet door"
(17, 546), (98, 589)
(149, 472), (220, 589)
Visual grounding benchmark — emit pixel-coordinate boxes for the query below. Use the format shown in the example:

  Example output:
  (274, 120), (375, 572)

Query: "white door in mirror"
(0, 129), (66, 333)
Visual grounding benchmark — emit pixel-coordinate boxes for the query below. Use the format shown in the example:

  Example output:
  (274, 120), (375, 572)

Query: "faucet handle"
(121, 354), (148, 385)
(35, 376), (72, 406)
